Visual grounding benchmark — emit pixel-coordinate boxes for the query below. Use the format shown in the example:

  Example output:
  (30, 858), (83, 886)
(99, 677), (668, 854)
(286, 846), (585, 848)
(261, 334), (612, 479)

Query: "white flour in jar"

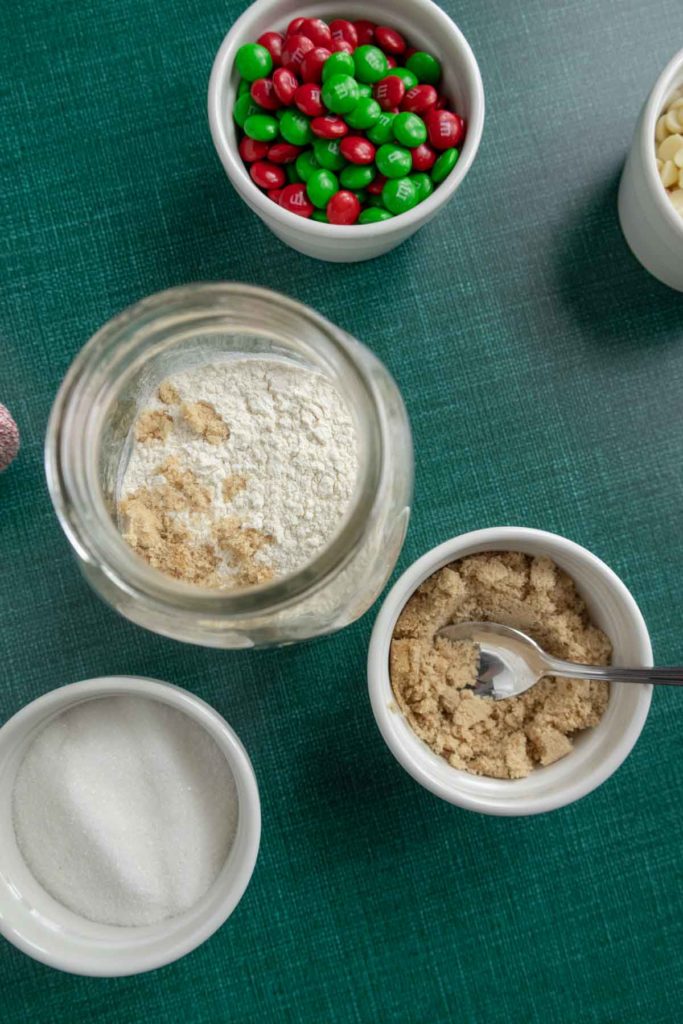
(12, 696), (238, 927)
(117, 358), (359, 588)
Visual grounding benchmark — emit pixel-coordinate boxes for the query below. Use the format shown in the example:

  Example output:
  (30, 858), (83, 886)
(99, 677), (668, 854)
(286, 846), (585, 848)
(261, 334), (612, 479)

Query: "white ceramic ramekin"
(0, 677), (261, 976)
(368, 527), (653, 816)
(618, 48), (683, 291)
(208, 0), (484, 262)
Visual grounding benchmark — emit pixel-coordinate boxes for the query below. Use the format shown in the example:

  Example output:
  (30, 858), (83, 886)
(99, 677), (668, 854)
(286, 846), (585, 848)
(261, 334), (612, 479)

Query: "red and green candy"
(233, 17), (465, 225)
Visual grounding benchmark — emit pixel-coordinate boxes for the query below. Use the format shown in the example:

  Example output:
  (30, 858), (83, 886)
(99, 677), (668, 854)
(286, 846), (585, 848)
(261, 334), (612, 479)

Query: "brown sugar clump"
(214, 516), (274, 586)
(135, 410), (173, 443)
(390, 553), (611, 780)
(158, 381), (180, 405)
(158, 456), (212, 512)
(222, 474), (247, 502)
(118, 458), (218, 586)
(180, 401), (229, 444)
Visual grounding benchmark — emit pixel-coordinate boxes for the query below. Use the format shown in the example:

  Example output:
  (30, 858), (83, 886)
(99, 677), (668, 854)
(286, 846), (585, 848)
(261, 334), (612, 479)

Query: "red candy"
(330, 18), (358, 48)
(257, 31), (284, 66)
(239, 137), (270, 162)
(295, 83), (324, 116)
(311, 115), (348, 139)
(268, 188), (283, 203)
(286, 17), (306, 35)
(354, 20), (376, 45)
(340, 135), (376, 165)
(367, 173), (387, 195)
(375, 25), (406, 54)
(374, 76), (405, 111)
(327, 190), (361, 224)
(331, 39), (354, 54)
(401, 84), (438, 115)
(250, 161), (286, 190)
(300, 46), (331, 82)
(299, 17), (333, 48)
(268, 142), (302, 164)
(279, 183), (314, 217)
(272, 67), (298, 105)
(425, 109), (465, 149)
(281, 34), (314, 74)
(250, 77), (281, 110)
(410, 143), (437, 172)
(435, 94), (449, 110)
(386, 56), (397, 69)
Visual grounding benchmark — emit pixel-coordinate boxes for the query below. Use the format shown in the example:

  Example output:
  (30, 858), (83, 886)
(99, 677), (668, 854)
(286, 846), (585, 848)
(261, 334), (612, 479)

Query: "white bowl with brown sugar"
(368, 527), (653, 816)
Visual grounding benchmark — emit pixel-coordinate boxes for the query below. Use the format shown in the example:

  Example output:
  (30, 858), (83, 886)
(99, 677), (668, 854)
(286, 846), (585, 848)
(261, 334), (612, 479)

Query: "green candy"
(367, 112), (396, 145)
(405, 50), (442, 85)
(279, 110), (312, 146)
(311, 210), (329, 222)
(233, 93), (262, 128)
(411, 172), (434, 203)
(237, 79), (251, 98)
(393, 112), (427, 147)
(322, 51), (355, 81)
(286, 164), (303, 184)
(235, 42), (273, 82)
(296, 151), (320, 182)
(353, 189), (369, 204)
(356, 83), (373, 99)
(243, 113), (279, 142)
(359, 207), (393, 223)
(312, 138), (346, 171)
(366, 193), (386, 209)
(321, 73), (360, 115)
(353, 45), (388, 84)
(382, 176), (418, 214)
(390, 67), (418, 90)
(307, 169), (339, 208)
(340, 164), (375, 190)
(375, 143), (412, 179)
(431, 147), (459, 183)
(345, 97), (382, 131)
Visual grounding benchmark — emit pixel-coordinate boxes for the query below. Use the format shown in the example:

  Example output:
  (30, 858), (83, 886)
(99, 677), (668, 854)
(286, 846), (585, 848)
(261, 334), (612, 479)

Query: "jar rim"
(45, 283), (385, 618)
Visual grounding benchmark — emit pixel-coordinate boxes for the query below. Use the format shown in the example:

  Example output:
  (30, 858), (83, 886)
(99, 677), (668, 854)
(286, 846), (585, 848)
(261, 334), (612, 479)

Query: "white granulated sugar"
(12, 696), (238, 927)
(120, 357), (359, 583)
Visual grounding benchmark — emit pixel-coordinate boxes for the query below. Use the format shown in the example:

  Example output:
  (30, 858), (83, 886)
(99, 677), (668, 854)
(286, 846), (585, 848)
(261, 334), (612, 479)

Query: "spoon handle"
(545, 658), (683, 687)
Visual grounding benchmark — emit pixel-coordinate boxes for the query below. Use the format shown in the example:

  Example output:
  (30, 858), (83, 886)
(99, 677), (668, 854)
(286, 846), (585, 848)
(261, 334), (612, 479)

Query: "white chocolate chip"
(666, 109), (683, 133)
(674, 148), (683, 169)
(679, 169), (683, 189)
(656, 114), (669, 142)
(658, 133), (683, 161)
(660, 159), (678, 187)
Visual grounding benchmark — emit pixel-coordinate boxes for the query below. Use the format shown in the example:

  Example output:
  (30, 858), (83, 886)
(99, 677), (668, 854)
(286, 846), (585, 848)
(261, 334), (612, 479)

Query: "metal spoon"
(436, 621), (683, 700)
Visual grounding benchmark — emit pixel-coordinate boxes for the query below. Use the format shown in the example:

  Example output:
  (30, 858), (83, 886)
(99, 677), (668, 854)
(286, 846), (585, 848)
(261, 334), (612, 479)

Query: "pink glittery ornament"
(0, 403), (20, 471)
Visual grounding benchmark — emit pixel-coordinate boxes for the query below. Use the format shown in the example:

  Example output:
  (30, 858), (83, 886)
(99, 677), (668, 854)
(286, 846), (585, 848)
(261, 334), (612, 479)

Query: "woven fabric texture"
(1, 0), (682, 1020)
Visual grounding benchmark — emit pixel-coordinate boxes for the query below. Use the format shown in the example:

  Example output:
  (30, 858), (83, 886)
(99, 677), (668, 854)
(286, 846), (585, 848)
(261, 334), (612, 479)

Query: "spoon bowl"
(437, 621), (683, 700)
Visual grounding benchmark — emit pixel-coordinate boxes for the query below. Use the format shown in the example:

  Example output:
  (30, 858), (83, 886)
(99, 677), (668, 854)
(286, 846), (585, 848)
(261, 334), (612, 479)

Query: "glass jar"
(46, 284), (413, 648)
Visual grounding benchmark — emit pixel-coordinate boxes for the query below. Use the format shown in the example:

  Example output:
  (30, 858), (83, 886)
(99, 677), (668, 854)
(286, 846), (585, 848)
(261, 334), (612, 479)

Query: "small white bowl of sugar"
(0, 676), (260, 976)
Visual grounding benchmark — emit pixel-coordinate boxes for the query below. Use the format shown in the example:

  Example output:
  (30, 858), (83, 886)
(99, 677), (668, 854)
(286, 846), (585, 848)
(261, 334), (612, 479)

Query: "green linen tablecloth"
(1, 0), (682, 1020)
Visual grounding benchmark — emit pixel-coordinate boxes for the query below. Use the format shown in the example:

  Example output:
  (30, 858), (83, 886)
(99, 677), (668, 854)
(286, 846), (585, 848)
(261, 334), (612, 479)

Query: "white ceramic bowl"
(0, 677), (261, 976)
(618, 48), (683, 291)
(208, 0), (484, 262)
(368, 527), (653, 816)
